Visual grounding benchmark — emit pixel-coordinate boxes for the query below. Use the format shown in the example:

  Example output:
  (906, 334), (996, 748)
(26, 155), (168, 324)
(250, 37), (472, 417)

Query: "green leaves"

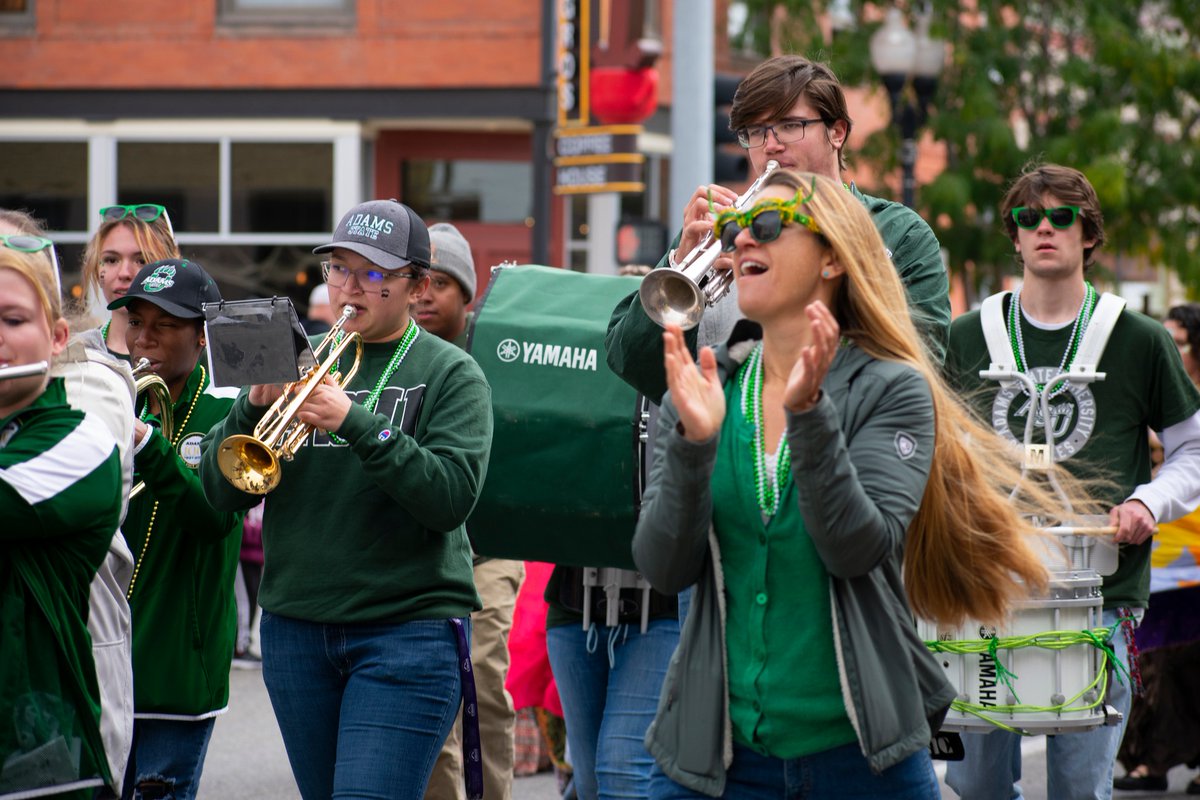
(739, 0), (1200, 295)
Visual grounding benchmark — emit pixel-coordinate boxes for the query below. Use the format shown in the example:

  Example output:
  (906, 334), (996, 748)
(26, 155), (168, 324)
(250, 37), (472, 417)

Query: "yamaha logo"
(492, 339), (598, 372)
(497, 339), (520, 362)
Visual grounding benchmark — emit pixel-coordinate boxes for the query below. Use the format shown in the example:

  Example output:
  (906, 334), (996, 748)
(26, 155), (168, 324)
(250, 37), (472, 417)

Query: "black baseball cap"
(107, 258), (221, 319)
(313, 199), (431, 270)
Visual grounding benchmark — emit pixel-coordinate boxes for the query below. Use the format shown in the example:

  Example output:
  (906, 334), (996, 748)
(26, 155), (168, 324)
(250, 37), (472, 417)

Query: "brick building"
(1, 0), (677, 312)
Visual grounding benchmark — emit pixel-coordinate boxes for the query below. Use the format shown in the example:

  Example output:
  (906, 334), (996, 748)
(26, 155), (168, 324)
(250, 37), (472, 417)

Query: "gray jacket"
(54, 328), (136, 796)
(632, 332), (955, 796)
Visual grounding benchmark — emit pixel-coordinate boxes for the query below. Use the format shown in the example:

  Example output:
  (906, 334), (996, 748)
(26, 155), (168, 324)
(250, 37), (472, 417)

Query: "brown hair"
(759, 169), (1097, 626)
(729, 55), (854, 171)
(1001, 163), (1106, 269)
(80, 214), (179, 305)
(1167, 303), (1200, 355)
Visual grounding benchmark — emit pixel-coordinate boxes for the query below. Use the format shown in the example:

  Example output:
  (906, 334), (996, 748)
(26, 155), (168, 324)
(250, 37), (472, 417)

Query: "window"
(231, 142), (332, 233)
(403, 160), (533, 224)
(218, 0), (354, 26)
(0, 142), (88, 231)
(0, 0), (34, 30)
(118, 142), (220, 232)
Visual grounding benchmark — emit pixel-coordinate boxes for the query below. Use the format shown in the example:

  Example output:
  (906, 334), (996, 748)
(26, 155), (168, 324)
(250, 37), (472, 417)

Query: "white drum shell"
(922, 570), (1107, 734)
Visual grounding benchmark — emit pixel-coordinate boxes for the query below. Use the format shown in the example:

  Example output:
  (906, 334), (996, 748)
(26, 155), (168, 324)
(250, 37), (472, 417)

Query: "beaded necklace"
(737, 342), (790, 518)
(328, 319), (420, 445)
(1007, 282), (1097, 399)
(127, 364), (206, 600)
(100, 319), (111, 344)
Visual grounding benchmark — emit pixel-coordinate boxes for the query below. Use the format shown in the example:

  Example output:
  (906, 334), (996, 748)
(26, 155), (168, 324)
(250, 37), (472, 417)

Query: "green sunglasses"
(1012, 205), (1080, 230)
(714, 181), (821, 253)
(100, 204), (175, 239)
(1, 234), (63, 295)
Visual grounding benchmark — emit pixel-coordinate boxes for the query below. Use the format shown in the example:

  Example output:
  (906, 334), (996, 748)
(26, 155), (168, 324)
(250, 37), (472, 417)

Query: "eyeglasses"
(100, 204), (176, 238)
(713, 183), (821, 253)
(736, 117), (825, 149)
(1012, 205), (1081, 230)
(322, 261), (418, 294)
(1, 234), (62, 295)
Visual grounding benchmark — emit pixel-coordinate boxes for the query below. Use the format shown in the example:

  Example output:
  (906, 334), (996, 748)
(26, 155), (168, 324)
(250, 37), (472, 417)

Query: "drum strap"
(1065, 293), (1125, 380)
(980, 292), (1017, 379)
(978, 290), (1125, 386)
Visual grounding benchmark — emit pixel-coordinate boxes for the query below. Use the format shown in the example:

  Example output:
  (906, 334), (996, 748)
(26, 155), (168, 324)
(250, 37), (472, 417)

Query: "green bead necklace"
(1007, 281), (1097, 399)
(737, 342), (790, 518)
(327, 319), (420, 445)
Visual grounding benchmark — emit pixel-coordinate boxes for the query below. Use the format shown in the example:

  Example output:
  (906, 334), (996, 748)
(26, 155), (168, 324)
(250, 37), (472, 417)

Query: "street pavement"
(200, 668), (1198, 798)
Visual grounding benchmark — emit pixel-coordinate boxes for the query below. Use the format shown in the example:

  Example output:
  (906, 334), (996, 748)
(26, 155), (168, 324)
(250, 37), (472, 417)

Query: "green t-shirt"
(947, 299), (1200, 608)
(710, 367), (856, 759)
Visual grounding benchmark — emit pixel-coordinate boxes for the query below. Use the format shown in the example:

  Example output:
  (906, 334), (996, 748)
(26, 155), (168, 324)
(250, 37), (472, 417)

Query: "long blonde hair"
(766, 170), (1078, 626)
(80, 214), (179, 305)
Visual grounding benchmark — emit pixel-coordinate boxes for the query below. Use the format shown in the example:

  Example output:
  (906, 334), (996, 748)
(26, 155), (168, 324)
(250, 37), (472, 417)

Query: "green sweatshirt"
(605, 184), (950, 403)
(124, 362), (242, 718)
(199, 326), (492, 624)
(1, 379), (123, 799)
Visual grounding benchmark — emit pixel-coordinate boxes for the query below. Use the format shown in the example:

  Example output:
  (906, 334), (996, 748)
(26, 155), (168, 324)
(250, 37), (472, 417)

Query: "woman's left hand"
(783, 301), (840, 413)
(295, 377), (353, 433)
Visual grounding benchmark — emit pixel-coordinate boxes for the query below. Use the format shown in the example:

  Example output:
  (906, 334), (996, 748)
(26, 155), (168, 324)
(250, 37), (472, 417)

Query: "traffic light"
(714, 72), (748, 184)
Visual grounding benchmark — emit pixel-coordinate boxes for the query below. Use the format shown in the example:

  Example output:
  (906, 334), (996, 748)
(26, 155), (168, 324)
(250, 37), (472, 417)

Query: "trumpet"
(0, 361), (49, 380)
(129, 358), (174, 500)
(216, 304), (363, 495)
(638, 160), (780, 330)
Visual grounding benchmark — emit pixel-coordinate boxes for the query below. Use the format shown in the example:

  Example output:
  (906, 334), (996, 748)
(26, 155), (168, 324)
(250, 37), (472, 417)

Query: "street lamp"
(869, 5), (946, 208)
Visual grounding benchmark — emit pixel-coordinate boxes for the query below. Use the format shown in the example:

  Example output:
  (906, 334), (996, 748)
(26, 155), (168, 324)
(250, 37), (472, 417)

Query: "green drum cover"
(466, 265), (645, 569)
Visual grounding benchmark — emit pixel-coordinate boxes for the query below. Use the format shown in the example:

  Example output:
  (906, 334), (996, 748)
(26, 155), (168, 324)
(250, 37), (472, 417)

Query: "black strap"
(449, 617), (484, 799)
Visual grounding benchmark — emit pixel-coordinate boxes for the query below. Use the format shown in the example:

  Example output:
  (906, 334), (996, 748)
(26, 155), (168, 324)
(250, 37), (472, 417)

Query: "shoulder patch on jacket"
(894, 431), (917, 460)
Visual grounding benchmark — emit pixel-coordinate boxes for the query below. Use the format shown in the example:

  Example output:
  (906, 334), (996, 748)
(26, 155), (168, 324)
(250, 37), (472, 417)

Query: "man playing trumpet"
(199, 200), (493, 800)
(607, 55), (952, 402)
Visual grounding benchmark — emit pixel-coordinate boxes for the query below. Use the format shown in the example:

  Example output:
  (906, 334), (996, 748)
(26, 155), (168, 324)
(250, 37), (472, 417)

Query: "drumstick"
(1042, 526), (1121, 537)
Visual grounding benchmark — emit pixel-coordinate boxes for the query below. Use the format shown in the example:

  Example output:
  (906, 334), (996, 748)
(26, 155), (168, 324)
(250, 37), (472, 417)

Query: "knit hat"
(308, 283), (330, 308)
(428, 223), (477, 301)
(107, 258), (221, 318)
(313, 199), (431, 270)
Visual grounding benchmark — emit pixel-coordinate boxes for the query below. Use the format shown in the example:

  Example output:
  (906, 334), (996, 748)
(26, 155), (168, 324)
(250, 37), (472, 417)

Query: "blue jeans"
(547, 618), (679, 800)
(648, 740), (940, 800)
(260, 611), (465, 800)
(121, 717), (216, 800)
(945, 607), (1135, 800)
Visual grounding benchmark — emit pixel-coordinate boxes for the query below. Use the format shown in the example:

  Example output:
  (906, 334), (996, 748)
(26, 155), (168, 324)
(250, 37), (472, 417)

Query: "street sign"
(553, 124), (645, 195)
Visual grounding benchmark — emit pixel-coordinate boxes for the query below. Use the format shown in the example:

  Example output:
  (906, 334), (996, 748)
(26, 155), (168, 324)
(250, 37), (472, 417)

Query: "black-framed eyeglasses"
(100, 204), (176, 239)
(736, 117), (826, 149)
(1012, 205), (1081, 230)
(1, 234), (62, 295)
(321, 261), (418, 294)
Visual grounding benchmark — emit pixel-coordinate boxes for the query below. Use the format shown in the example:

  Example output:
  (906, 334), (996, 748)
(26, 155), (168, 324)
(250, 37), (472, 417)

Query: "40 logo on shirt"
(990, 366), (1097, 462)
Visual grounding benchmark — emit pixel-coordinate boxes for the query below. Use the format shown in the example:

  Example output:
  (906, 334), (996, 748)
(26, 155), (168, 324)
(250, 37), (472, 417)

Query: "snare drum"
(923, 570), (1111, 734)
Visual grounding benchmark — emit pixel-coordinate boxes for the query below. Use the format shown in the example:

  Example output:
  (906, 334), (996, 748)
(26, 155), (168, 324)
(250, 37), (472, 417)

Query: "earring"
(99, 270), (106, 280)
(822, 270), (831, 278)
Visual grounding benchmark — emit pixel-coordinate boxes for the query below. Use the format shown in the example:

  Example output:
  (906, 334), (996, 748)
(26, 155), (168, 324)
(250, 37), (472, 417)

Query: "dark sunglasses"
(1012, 205), (1080, 230)
(713, 184), (821, 254)
(1, 234), (63, 295)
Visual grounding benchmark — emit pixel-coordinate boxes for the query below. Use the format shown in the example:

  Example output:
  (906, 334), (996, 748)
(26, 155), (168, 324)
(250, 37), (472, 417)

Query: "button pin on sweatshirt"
(894, 431), (917, 460)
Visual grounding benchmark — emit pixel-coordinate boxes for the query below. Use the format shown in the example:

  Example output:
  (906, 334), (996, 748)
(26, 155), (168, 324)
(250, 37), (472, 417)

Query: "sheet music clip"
(202, 297), (317, 388)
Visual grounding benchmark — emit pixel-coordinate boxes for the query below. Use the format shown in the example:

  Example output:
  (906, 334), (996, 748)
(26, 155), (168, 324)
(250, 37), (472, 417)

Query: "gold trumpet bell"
(217, 433), (282, 495)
